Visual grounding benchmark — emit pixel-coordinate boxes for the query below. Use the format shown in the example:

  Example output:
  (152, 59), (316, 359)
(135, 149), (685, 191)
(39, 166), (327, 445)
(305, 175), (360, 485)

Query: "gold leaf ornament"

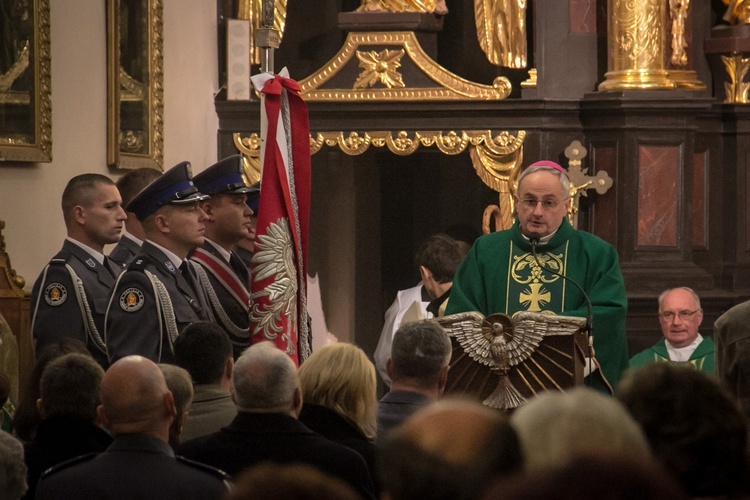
(354, 49), (406, 89)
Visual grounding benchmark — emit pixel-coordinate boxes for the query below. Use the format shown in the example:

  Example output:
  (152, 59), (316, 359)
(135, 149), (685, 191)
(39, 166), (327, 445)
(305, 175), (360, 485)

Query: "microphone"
(528, 232), (594, 358)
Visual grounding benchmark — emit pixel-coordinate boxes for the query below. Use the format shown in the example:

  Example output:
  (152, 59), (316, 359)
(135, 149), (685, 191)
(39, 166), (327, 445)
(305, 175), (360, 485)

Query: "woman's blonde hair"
(298, 342), (378, 439)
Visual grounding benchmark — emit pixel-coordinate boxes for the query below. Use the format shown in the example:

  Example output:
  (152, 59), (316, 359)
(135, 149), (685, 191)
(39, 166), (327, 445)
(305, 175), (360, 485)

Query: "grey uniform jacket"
(105, 241), (214, 364)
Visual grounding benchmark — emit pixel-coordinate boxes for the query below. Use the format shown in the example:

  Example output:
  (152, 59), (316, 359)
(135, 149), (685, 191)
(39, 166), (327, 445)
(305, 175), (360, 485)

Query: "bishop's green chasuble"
(446, 218), (629, 388)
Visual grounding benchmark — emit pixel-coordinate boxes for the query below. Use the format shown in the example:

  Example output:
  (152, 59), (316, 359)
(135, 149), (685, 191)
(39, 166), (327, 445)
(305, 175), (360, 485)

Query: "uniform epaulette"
(50, 249), (72, 264)
(39, 452), (99, 479)
(127, 257), (150, 272)
(176, 455), (233, 482)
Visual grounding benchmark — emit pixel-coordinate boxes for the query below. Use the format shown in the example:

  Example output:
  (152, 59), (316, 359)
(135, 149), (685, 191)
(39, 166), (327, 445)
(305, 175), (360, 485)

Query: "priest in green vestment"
(630, 287), (714, 373)
(446, 161), (629, 390)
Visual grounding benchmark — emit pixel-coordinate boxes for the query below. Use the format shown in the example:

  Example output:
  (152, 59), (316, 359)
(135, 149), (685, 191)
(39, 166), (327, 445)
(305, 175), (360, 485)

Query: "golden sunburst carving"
(354, 49), (405, 89)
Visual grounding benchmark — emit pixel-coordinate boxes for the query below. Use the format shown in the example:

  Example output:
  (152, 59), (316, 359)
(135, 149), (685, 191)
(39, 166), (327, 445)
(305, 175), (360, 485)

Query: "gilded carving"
(599, 0), (674, 91)
(669, 0), (689, 67)
(357, 0), (447, 14)
(238, 0), (287, 65)
(234, 129), (524, 159)
(471, 141), (524, 232)
(721, 52), (750, 104)
(474, 0), (527, 69)
(298, 31), (511, 101)
(724, 0), (750, 24)
(354, 49), (405, 89)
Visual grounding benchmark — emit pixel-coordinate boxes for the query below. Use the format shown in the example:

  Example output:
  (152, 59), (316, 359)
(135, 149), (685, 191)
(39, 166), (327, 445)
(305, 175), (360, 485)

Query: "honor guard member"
(105, 162), (214, 364)
(31, 174), (127, 366)
(234, 181), (260, 269)
(109, 167), (163, 267)
(191, 155), (257, 358)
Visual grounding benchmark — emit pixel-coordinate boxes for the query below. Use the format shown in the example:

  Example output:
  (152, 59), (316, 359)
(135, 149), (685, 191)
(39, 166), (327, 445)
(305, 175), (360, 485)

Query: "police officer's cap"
(126, 161), (209, 221)
(193, 155), (258, 197)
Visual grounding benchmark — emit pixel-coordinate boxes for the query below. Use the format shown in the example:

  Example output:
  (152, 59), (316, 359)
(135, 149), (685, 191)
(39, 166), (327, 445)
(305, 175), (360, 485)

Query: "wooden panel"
(693, 151), (707, 248)
(570, 0), (597, 33)
(637, 145), (679, 247)
(591, 144), (617, 246)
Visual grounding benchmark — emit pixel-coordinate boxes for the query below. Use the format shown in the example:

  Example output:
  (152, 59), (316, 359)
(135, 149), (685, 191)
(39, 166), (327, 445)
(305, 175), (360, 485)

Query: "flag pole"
(256, 0), (279, 76)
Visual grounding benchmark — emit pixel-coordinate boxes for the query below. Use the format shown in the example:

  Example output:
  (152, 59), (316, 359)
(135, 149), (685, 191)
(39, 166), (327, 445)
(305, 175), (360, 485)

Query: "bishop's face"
(514, 171), (570, 238)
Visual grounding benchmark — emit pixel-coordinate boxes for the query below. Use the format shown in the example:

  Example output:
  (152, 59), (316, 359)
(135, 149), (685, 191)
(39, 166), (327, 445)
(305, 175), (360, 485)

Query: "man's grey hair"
(517, 164), (571, 199)
(658, 287), (701, 311)
(233, 342), (298, 412)
(40, 353), (104, 422)
(0, 431), (27, 499)
(158, 364), (194, 417)
(511, 387), (651, 471)
(390, 321), (452, 388)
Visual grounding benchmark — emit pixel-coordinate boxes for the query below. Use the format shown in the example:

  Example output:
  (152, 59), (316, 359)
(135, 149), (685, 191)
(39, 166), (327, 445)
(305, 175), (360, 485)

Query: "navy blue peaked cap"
(126, 161), (209, 221)
(193, 155), (258, 196)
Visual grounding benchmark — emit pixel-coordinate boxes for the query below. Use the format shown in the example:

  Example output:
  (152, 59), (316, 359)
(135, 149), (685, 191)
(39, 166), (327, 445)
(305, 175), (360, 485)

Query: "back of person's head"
(510, 387), (651, 471)
(390, 320), (451, 389)
(379, 398), (522, 500)
(0, 431), (27, 500)
(483, 453), (688, 500)
(298, 342), (377, 439)
(228, 462), (361, 500)
(415, 234), (464, 284)
(116, 168), (162, 208)
(39, 353), (104, 422)
(99, 356), (174, 435)
(175, 322), (233, 384)
(11, 339), (89, 441)
(233, 342), (299, 413)
(158, 364), (193, 419)
(61, 174), (115, 225)
(617, 363), (749, 497)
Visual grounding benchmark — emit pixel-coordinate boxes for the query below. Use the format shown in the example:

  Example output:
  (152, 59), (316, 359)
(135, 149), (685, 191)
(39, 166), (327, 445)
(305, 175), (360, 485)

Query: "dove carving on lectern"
(436, 311), (586, 410)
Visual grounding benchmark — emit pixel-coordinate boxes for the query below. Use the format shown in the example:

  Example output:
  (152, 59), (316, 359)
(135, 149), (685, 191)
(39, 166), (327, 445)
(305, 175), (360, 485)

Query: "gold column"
(599, 0), (675, 91)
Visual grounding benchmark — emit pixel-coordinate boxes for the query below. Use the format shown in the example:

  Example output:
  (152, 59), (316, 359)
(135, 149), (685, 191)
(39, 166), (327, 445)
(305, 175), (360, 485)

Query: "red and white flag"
(249, 68), (311, 365)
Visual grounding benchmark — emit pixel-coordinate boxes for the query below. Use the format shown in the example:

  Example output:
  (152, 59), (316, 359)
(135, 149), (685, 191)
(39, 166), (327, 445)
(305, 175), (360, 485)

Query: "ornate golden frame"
(0, 0), (52, 162)
(107, 0), (164, 169)
(298, 31), (511, 101)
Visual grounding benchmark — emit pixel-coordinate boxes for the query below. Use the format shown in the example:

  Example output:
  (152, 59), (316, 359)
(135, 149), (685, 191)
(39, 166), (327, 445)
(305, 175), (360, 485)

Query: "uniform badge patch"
(120, 288), (145, 312)
(85, 258), (96, 268)
(164, 261), (176, 273)
(44, 283), (67, 306)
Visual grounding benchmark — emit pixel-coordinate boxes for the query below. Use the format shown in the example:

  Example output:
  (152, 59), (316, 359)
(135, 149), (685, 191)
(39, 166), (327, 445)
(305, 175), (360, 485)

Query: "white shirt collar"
(145, 240), (184, 271)
(121, 230), (143, 246)
(66, 237), (105, 265)
(666, 334), (703, 362)
(521, 227), (560, 245)
(204, 238), (232, 262)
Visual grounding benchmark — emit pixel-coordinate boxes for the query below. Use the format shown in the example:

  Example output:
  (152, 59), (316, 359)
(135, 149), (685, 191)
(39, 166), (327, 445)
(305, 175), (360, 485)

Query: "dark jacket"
(179, 411), (376, 499)
(23, 416), (112, 499)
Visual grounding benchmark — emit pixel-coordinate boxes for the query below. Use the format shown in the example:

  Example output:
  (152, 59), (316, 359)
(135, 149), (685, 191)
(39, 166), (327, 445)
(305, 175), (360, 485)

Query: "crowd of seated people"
(2, 292), (750, 498)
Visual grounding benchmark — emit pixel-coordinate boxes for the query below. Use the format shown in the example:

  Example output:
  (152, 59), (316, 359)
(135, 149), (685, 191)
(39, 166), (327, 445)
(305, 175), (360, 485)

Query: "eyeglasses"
(518, 198), (567, 210)
(659, 309), (701, 321)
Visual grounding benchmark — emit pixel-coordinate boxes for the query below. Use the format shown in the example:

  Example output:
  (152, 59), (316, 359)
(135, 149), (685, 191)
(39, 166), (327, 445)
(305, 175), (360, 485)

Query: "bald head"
(99, 356), (175, 438)
(400, 399), (516, 466)
(379, 399), (522, 500)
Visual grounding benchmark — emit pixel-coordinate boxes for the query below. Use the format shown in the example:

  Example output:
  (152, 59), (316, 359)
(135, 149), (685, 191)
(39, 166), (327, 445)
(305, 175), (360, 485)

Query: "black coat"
(179, 411), (376, 500)
(36, 434), (229, 499)
(23, 416), (112, 499)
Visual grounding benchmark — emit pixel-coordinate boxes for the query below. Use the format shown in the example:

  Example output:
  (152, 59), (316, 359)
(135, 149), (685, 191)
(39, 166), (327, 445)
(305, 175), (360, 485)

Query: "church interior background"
(2, 0), (750, 391)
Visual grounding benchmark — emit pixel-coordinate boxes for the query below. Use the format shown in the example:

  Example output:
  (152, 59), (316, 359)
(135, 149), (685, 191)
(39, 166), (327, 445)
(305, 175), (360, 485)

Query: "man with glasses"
(446, 160), (628, 390)
(630, 287), (714, 372)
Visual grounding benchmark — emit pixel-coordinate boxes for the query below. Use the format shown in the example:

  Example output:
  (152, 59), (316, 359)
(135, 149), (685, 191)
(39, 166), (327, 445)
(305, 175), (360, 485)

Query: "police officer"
(105, 161), (214, 364)
(191, 155), (257, 358)
(109, 167), (162, 267)
(31, 174), (126, 366)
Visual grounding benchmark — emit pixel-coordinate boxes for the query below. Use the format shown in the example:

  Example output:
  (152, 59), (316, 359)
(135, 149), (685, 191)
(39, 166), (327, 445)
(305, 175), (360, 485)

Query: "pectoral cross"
(520, 283), (551, 312)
